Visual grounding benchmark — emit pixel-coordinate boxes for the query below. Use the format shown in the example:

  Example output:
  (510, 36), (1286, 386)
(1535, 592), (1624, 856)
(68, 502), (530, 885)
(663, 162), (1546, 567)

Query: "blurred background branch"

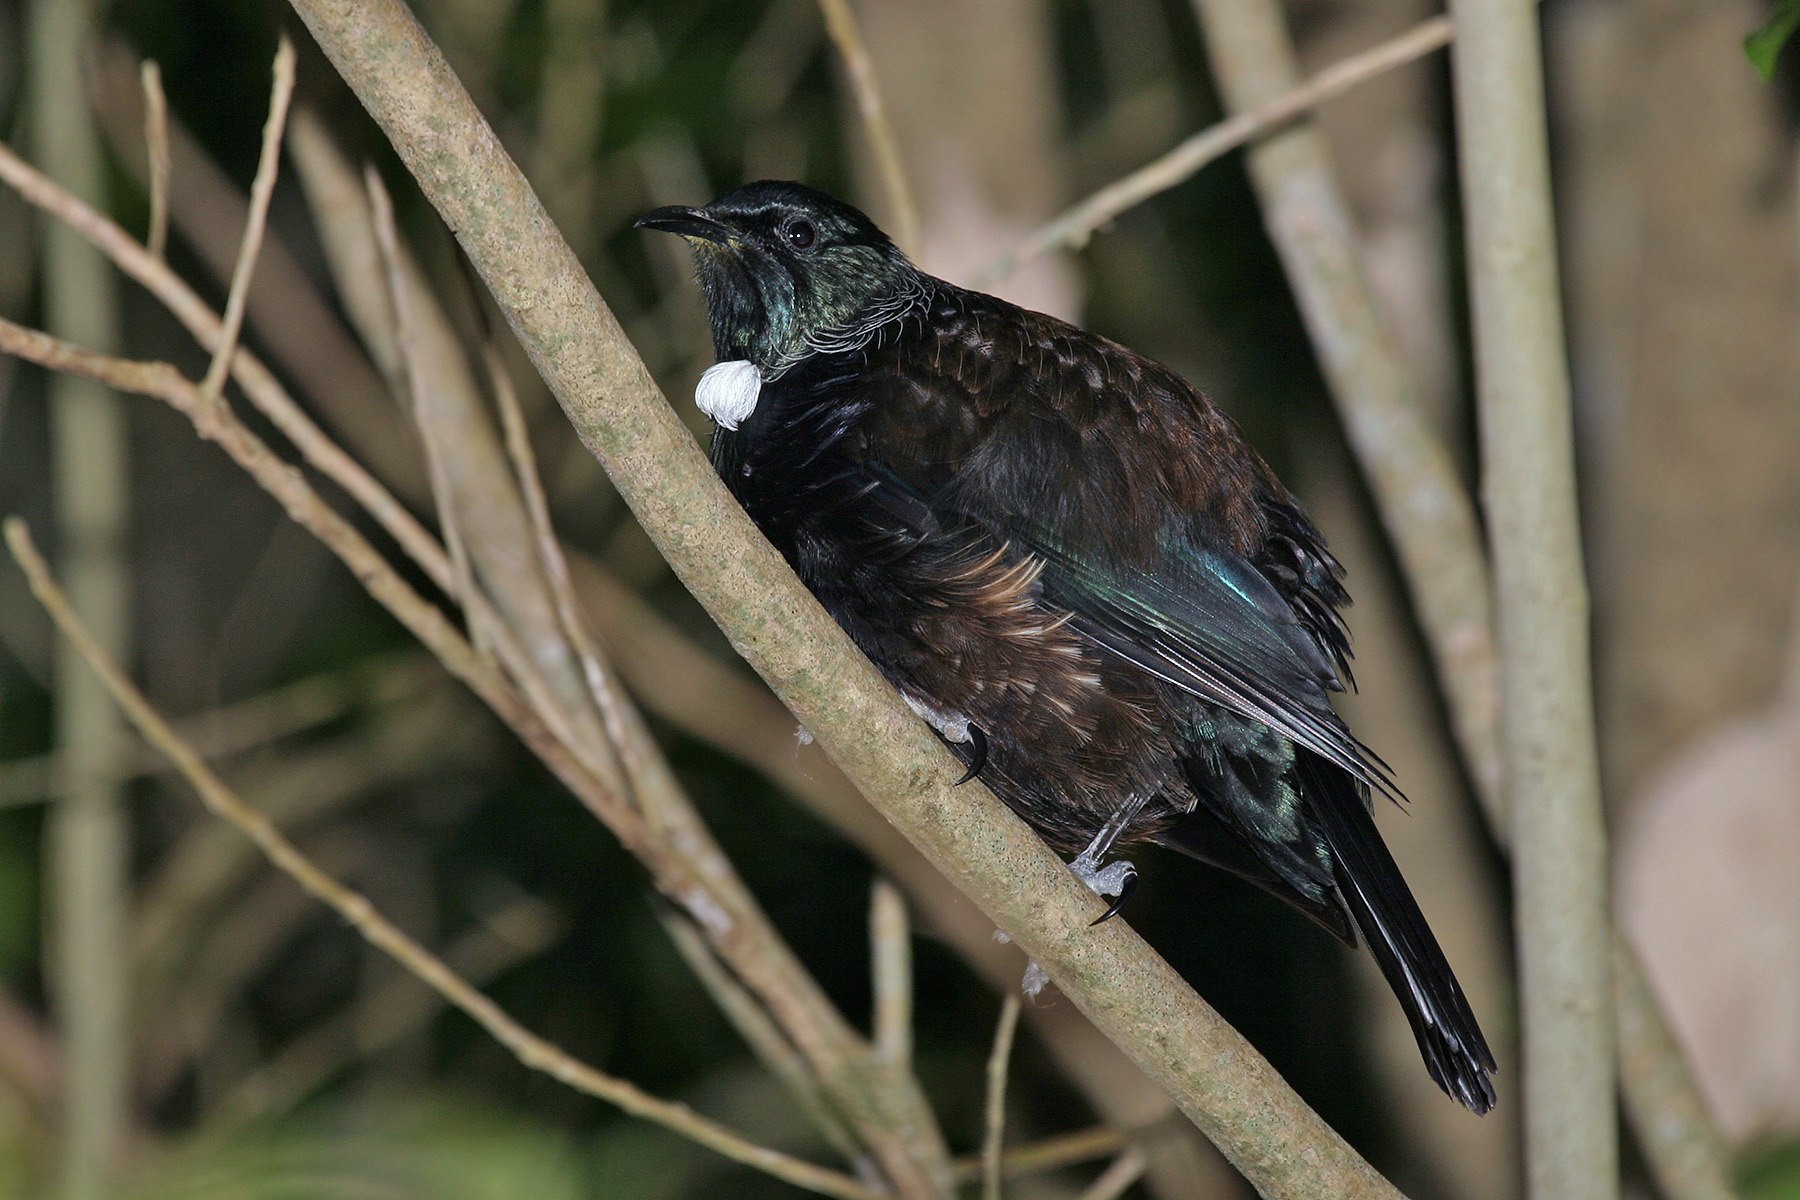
(24, 0), (132, 1192)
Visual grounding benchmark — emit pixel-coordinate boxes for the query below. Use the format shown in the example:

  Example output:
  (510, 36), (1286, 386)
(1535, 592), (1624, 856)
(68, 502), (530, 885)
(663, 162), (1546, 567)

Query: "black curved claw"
(1089, 867), (1139, 926)
(953, 723), (988, 785)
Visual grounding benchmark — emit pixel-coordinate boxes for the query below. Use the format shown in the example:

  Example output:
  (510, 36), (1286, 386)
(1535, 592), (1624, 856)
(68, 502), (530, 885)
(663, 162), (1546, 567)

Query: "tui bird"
(637, 181), (1497, 1114)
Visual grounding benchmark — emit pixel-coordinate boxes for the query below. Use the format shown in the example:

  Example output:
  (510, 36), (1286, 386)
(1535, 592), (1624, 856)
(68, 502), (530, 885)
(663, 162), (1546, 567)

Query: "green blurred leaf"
(124, 1097), (586, 1200)
(1742, 1137), (1800, 1200)
(1746, 0), (1800, 80)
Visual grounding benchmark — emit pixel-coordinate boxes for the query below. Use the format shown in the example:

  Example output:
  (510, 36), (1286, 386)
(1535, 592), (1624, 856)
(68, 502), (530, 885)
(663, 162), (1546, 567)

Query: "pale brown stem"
(3, 518), (883, 1200)
(1077, 1148), (1149, 1200)
(363, 166), (482, 640)
(29, 0), (132, 1185)
(951, 1125), (1131, 1184)
(815, 0), (919, 258)
(139, 60), (169, 261)
(982, 992), (1022, 1200)
(870, 878), (912, 1070)
(659, 907), (865, 1167)
(0, 651), (434, 806)
(198, 36), (295, 403)
(1449, 0), (1617, 1192)
(983, 14), (1454, 284)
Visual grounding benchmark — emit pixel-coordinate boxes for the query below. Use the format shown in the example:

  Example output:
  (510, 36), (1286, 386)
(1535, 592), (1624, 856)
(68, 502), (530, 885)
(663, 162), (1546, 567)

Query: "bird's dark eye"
(784, 219), (817, 250)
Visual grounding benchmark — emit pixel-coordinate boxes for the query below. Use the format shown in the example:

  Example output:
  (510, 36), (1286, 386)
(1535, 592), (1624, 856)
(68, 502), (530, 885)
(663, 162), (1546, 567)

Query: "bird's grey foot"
(1068, 796), (1149, 924)
(1068, 848), (1139, 925)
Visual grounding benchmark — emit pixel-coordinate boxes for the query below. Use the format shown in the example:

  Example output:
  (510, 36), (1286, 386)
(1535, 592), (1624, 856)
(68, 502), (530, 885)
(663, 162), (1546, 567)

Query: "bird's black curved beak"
(634, 206), (733, 244)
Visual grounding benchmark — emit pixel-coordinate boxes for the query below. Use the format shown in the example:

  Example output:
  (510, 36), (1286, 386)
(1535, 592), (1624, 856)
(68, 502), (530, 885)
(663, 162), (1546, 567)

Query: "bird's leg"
(1068, 793), (1150, 925)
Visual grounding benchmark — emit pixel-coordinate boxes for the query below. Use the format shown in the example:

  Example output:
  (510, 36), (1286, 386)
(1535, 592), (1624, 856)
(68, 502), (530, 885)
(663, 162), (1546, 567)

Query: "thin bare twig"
(0, 651), (434, 806)
(29, 0), (133, 1184)
(983, 14), (1453, 284)
(814, 0), (919, 259)
(982, 992), (1022, 1200)
(3, 518), (883, 1200)
(870, 878), (911, 1070)
(140, 60), (170, 260)
(88, 44), (431, 507)
(658, 906), (864, 1166)
(951, 1125), (1131, 1184)
(363, 166), (481, 636)
(1077, 1148), (1149, 1200)
(198, 36), (295, 403)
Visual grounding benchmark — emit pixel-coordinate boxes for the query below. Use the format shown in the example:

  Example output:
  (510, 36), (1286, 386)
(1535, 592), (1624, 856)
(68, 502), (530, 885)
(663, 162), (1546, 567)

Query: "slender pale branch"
(29, 0), (132, 1185)
(659, 907), (865, 1166)
(1449, 0), (1617, 1195)
(870, 878), (912, 1070)
(281, 1), (1413, 1194)
(1077, 1148), (1149, 1200)
(198, 36), (294, 403)
(364, 165), (483, 644)
(2, 518), (881, 1200)
(952, 1125), (1131, 1184)
(815, 0), (919, 259)
(139, 60), (169, 260)
(983, 14), (1453, 284)
(982, 992), (1022, 1200)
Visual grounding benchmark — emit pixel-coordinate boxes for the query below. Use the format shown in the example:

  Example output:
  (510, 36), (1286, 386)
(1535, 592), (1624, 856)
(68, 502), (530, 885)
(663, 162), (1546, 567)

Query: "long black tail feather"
(1299, 752), (1499, 1114)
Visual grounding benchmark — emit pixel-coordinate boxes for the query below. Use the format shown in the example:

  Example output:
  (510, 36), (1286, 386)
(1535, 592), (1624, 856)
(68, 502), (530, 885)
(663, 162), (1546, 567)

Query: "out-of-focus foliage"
(1746, 0), (1800, 80)
(1743, 1139), (1800, 1200)
(124, 1098), (586, 1200)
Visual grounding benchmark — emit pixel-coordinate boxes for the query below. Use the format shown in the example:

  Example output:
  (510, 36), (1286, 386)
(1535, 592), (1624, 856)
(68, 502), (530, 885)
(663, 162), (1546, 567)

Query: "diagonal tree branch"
(815, 0), (919, 259)
(277, 2), (1413, 1196)
(983, 13), (1455, 285)
(198, 37), (294, 403)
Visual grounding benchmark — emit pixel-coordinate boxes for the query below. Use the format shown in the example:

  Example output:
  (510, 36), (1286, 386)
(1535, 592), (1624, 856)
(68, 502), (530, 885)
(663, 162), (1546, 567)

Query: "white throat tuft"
(695, 360), (762, 430)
